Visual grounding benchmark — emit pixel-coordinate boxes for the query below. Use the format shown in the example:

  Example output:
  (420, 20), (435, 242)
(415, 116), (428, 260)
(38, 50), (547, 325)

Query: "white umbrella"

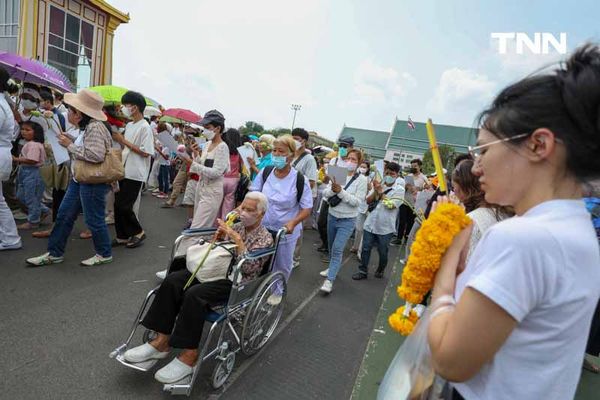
(144, 106), (161, 118)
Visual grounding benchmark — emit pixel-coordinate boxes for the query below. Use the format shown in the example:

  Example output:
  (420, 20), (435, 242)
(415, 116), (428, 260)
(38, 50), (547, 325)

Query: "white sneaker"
(154, 357), (193, 383)
(124, 342), (170, 363)
(26, 252), (64, 266)
(0, 241), (22, 251)
(155, 269), (167, 280)
(267, 294), (282, 306)
(319, 268), (329, 277)
(12, 210), (28, 220)
(292, 260), (300, 269)
(320, 279), (333, 294)
(105, 217), (115, 225)
(80, 254), (113, 267)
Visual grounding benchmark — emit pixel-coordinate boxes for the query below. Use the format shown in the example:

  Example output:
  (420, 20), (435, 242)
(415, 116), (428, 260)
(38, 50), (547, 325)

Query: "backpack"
(262, 166), (305, 203)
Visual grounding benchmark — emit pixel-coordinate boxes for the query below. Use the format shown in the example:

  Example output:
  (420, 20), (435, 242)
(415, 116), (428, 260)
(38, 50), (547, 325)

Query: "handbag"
(73, 148), (124, 184)
(186, 241), (237, 283)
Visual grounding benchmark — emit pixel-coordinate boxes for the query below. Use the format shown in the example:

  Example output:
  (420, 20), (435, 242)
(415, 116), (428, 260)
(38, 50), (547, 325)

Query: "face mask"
(384, 175), (396, 185)
(272, 155), (288, 170)
(358, 167), (368, 175)
(239, 210), (258, 227)
(121, 106), (133, 118)
(409, 167), (417, 174)
(338, 147), (348, 158)
(203, 128), (216, 140)
(21, 99), (38, 110)
(346, 162), (357, 172)
(294, 140), (303, 150)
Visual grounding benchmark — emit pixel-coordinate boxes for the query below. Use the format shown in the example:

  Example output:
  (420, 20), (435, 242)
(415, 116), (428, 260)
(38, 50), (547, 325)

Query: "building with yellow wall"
(0, 0), (128, 89)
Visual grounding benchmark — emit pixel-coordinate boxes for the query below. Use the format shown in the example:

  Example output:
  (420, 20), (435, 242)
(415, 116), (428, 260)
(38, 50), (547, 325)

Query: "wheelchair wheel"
(211, 351), (235, 389)
(241, 271), (286, 356)
(142, 329), (158, 343)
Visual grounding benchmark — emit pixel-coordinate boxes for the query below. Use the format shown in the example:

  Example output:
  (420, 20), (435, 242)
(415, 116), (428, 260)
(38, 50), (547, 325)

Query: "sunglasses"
(338, 143), (349, 148)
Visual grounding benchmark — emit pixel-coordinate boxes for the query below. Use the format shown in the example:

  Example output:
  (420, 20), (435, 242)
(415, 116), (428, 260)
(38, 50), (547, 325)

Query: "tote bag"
(186, 242), (237, 283)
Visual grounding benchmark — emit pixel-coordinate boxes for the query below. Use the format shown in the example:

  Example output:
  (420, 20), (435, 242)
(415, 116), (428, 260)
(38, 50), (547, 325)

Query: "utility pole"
(291, 104), (302, 131)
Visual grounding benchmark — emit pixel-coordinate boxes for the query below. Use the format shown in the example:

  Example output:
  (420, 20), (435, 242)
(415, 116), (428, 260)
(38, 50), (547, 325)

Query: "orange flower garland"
(389, 203), (471, 335)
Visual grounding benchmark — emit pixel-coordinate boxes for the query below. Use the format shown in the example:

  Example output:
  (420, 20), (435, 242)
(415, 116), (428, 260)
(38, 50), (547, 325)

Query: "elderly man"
(124, 192), (273, 384)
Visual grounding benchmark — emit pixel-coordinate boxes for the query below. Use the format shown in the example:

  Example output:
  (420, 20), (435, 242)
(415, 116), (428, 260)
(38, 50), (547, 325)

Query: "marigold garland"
(389, 203), (471, 335)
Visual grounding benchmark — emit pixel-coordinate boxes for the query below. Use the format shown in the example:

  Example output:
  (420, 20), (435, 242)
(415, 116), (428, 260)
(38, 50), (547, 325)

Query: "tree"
(263, 128), (291, 137)
(421, 144), (458, 175)
(239, 121), (264, 136)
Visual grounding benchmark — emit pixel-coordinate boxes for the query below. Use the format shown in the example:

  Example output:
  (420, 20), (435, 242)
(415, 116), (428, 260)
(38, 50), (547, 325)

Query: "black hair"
(386, 161), (401, 174)
(55, 92), (64, 101)
(291, 127), (309, 141)
(0, 66), (9, 92)
(39, 90), (54, 103)
(453, 153), (473, 168)
(410, 158), (423, 166)
(477, 43), (600, 181)
(20, 121), (45, 144)
(121, 90), (146, 113)
(223, 128), (242, 155)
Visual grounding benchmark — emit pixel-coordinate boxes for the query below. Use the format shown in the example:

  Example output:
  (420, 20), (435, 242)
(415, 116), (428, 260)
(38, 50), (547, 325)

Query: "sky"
(109, 0), (600, 140)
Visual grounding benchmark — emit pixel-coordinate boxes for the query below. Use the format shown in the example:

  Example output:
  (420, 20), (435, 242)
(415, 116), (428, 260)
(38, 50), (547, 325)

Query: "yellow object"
(389, 203), (471, 335)
(425, 119), (448, 193)
(225, 212), (238, 227)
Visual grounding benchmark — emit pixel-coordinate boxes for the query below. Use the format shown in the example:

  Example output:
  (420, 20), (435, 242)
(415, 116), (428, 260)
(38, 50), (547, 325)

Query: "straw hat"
(64, 89), (107, 121)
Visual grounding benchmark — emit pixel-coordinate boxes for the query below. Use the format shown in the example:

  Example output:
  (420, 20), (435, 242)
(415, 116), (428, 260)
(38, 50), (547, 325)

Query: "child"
(14, 121), (49, 229)
(154, 142), (171, 199)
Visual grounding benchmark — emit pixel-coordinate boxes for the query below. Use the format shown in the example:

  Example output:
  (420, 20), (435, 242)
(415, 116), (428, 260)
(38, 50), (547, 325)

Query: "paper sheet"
(374, 160), (385, 181)
(157, 131), (180, 153)
(327, 164), (349, 185)
(45, 126), (70, 165)
(237, 144), (257, 173)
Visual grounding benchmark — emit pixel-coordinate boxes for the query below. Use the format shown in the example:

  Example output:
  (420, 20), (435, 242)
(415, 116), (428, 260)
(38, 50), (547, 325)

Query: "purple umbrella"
(0, 52), (74, 93)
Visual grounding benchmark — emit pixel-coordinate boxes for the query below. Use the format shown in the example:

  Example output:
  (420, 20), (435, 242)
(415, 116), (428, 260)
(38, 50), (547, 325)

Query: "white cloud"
(109, 0), (324, 129)
(345, 60), (417, 107)
(428, 68), (496, 117)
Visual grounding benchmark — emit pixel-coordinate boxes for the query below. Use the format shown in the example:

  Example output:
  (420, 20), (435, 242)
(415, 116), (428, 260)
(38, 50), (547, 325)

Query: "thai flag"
(407, 116), (416, 131)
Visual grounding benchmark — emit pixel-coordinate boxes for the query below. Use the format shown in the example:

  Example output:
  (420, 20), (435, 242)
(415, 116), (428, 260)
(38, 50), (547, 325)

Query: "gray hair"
(245, 191), (269, 214)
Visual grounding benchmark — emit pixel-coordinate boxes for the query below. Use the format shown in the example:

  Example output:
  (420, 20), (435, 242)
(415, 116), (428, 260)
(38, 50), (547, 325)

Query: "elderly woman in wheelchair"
(123, 192), (273, 384)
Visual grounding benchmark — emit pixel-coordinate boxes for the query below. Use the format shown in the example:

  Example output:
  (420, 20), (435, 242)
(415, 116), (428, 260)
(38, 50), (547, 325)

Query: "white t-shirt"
(122, 119), (154, 182)
(453, 199), (600, 400)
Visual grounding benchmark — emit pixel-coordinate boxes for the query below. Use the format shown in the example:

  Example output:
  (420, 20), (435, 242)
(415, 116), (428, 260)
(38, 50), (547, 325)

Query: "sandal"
(126, 233), (147, 248)
(583, 358), (600, 374)
(79, 230), (92, 240)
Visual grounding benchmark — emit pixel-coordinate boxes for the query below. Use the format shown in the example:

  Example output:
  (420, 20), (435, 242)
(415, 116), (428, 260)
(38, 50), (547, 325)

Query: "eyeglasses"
(468, 133), (530, 158)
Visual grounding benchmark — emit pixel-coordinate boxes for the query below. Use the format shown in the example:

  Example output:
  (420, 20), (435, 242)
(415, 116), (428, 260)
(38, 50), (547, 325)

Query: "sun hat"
(64, 89), (107, 121)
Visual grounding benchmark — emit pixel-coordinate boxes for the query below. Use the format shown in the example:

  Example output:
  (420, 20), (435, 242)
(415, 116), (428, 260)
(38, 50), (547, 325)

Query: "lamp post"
(291, 104), (302, 131)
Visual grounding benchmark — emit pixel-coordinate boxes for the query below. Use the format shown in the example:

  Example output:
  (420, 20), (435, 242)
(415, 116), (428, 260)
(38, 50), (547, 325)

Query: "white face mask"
(203, 128), (216, 140)
(357, 167), (368, 175)
(21, 99), (38, 110)
(346, 162), (358, 172)
(294, 140), (303, 150)
(121, 106), (133, 118)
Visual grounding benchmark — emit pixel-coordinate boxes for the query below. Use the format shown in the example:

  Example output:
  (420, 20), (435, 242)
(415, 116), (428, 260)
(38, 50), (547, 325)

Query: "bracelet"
(431, 294), (456, 310)
(430, 304), (455, 320)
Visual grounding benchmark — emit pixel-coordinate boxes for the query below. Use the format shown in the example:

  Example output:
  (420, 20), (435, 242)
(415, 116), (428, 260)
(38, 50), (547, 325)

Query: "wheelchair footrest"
(115, 354), (159, 372)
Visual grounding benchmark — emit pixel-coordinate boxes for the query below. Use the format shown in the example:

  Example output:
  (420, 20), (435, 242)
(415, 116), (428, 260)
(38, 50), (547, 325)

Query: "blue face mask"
(338, 147), (348, 158)
(272, 155), (287, 170)
(384, 175), (396, 185)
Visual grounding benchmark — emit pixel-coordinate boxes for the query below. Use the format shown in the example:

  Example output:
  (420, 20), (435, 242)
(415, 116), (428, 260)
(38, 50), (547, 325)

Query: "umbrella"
(162, 108), (201, 124)
(0, 51), (74, 93)
(88, 85), (160, 108)
(144, 106), (161, 118)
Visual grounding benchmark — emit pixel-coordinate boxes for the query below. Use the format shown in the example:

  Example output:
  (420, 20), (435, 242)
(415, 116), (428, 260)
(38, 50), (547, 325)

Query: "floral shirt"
(231, 222), (273, 282)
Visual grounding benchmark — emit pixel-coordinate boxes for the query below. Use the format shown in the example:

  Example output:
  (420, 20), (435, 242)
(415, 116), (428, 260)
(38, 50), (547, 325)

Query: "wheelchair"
(109, 225), (288, 396)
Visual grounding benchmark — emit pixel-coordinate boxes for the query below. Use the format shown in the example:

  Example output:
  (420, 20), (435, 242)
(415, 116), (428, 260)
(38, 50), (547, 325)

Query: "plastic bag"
(378, 306), (446, 400)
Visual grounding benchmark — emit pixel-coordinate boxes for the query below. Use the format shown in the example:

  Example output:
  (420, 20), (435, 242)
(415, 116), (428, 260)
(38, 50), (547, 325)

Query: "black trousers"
(396, 203), (416, 240)
(587, 299), (600, 356)
(142, 270), (232, 349)
(317, 200), (329, 247)
(114, 178), (143, 240)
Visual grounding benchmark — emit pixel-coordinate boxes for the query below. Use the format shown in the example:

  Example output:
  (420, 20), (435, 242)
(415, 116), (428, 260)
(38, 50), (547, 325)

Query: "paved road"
(2, 192), (397, 400)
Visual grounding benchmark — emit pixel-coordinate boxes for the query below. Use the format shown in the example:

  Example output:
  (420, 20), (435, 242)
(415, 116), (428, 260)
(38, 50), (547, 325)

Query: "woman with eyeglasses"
(427, 44), (600, 400)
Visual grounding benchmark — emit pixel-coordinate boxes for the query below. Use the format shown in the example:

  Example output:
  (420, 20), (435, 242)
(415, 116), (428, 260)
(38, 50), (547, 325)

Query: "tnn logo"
(491, 32), (568, 55)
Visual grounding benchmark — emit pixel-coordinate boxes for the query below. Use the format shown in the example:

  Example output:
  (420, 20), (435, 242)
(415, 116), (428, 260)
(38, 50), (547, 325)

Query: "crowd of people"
(1, 43), (600, 398)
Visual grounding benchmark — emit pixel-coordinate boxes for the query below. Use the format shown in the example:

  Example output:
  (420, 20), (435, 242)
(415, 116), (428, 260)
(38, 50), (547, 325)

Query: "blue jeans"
(358, 230), (393, 275)
(327, 214), (356, 282)
(158, 165), (170, 193)
(16, 166), (48, 224)
(48, 180), (111, 258)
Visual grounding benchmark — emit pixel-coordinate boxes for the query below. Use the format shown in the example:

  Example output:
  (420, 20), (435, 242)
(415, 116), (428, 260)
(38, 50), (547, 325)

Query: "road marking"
(210, 254), (354, 399)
